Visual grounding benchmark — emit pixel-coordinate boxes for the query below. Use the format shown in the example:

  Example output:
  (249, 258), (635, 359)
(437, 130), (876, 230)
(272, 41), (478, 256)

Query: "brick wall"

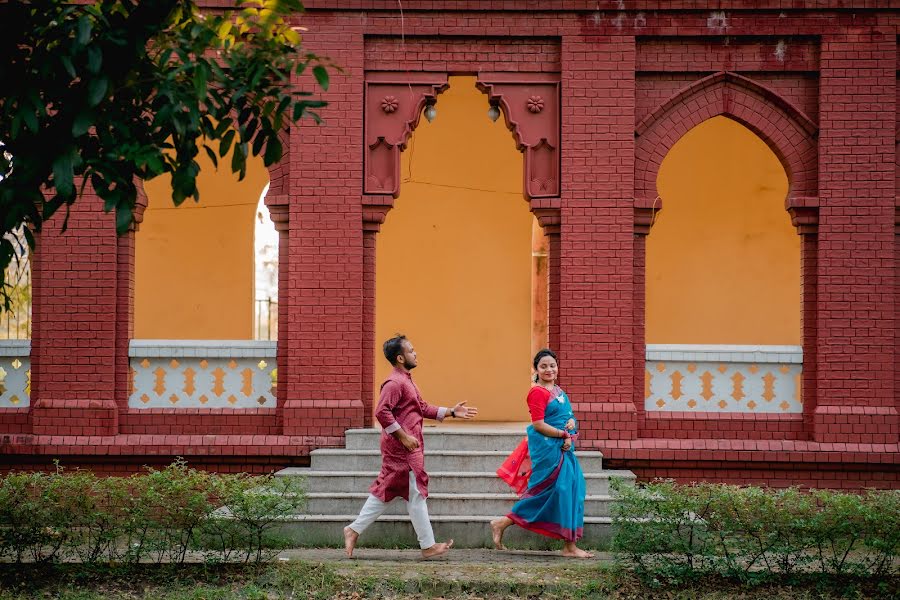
(2, 1), (896, 486)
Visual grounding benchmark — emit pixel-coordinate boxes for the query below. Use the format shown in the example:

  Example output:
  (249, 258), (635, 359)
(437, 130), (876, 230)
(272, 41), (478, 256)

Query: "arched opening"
(375, 76), (538, 422)
(254, 186), (278, 341)
(0, 227), (30, 341)
(130, 143), (277, 410)
(135, 149), (269, 340)
(646, 116), (802, 413)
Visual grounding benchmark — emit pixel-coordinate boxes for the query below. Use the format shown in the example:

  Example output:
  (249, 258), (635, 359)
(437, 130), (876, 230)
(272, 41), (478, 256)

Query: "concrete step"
(309, 449), (605, 473)
(345, 428), (528, 451)
(304, 492), (614, 517)
(277, 468), (635, 496)
(273, 514), (615, 550)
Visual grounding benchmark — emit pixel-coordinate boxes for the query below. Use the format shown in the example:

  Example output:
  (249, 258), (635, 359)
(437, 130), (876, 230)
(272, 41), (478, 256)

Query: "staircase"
(275, 427), (635, 549)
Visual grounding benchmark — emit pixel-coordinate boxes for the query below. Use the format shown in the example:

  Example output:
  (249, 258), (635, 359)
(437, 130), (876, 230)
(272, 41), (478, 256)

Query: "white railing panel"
(129, 340), (276, 409)
(0, 340), (30, 407)
(645, 344), (802, 413)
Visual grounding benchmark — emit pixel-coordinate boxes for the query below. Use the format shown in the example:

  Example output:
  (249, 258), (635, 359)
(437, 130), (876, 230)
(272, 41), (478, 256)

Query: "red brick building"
(1, 0), (897, 488)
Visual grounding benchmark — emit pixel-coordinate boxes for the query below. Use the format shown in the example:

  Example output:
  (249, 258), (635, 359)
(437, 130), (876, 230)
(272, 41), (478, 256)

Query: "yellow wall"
(647, 116), (801, 345)
(375, 77), (535, 421)
(135, 149), (268, 339)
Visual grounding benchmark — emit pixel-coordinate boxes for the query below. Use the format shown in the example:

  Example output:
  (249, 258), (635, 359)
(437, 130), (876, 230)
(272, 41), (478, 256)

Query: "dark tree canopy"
(0, 0), (329, 310)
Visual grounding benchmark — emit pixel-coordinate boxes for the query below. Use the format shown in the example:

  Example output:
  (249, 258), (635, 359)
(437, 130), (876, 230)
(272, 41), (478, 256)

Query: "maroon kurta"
(369, 366), (447, 502)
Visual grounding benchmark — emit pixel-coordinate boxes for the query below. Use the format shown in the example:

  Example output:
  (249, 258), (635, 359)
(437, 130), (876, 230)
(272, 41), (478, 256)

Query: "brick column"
(361, 196), (393, 429)
(560, 34), (638, 441)
(533, 207), (561, 354)
(30, 191), (119, 436)
(814, 31), (898, 443)
(633, 199), (659, 430)
(280, 21), (366, 439)
(267, 202), (289, 430)
(788, 197), (819, 440)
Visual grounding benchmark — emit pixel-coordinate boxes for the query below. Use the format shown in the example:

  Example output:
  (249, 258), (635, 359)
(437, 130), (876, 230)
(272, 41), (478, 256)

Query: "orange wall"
(135, 150), (268, 339)
(647, 116), (801, 345)
(375, 77), (535, 422)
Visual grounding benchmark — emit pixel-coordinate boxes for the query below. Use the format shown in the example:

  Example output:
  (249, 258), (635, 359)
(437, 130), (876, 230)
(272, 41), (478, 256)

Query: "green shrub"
(0, 459), (306, 564)
(611, 478), (899, 585)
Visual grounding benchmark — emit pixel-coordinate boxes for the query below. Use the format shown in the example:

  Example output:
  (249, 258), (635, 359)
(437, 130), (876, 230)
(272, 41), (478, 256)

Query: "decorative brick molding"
(364, 72), (449, 196)
(635, 71), (818, 203)
(476, 72), (561, 200)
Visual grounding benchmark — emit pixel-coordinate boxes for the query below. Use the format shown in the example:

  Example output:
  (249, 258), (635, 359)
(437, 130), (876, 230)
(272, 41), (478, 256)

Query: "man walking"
(343, 334), (478, 558)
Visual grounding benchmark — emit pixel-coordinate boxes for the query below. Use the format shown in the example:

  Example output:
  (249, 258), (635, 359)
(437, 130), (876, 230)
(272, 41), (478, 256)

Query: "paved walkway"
(277, 547), (613, 565)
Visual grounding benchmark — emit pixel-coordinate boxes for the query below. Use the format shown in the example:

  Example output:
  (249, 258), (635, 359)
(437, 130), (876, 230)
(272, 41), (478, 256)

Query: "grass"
(0, 561), (897, 599)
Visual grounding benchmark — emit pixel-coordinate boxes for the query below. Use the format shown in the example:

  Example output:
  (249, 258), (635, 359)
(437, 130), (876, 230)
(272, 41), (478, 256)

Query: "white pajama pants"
(347, 470), (436, 549)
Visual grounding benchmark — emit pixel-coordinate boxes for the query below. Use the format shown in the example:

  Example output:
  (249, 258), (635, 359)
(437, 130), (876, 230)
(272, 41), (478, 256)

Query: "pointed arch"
(635, 72), (818, 203)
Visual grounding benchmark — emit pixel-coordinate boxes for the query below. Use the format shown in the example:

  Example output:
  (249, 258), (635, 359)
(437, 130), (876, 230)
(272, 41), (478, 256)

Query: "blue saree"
(507, 386), (586, 541)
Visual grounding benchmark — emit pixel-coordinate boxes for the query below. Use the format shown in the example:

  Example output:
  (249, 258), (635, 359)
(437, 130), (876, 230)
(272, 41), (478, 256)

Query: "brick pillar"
(280, 24), (366, 439)
(814, 31), (898, 443)
(361, 196), (393, 429)
(30, 191), (119, 436)
(633, 199), (659, 431)
(267, 202), (289, 430)
(560, 34), (638, 441)
(112, 185), (146, 419)
(788, 198), (819, 441)
(533, 207), (561, 354)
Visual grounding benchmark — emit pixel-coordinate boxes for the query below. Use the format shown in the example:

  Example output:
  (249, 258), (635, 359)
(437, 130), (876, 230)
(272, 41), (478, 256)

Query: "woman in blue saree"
(491, 348), (593, 558)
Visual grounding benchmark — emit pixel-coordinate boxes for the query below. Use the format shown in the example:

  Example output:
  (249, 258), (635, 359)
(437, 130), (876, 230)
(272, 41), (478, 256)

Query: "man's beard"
(406, 361), (417, 370)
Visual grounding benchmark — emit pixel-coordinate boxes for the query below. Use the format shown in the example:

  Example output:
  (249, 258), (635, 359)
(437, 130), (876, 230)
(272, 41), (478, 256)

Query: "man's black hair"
(383, 334), (408, 366)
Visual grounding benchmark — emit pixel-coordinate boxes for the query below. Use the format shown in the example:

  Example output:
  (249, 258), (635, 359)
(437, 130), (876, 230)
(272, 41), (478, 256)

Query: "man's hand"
(565, 418), (576, 431)
(452, 401), (479, 419)
(397, 430), (420, 451)
(562, 435), (572, 452)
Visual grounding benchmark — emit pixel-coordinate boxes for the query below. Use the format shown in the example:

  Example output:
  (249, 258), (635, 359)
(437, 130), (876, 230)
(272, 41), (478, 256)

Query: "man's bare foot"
(343, 526), (359, 558)
(561, 545), (594, 559)
(490, 517), (508, 550)
(420, 539), (454, 559)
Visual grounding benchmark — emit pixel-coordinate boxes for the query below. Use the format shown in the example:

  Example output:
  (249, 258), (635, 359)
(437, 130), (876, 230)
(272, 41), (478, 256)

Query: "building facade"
(1, 0), (897, 488)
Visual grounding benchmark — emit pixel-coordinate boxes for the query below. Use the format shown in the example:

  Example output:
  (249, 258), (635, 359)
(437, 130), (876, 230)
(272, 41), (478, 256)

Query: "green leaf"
(231, 141), (246, 179)
(202, 144), (219, 168)
(72, 112), (93, 137)
(193, 65), (208, 98)
(219, 129), (236, 157)
(115, 205), (133, 235)
(22, 110), (38, 134)
(312, 65), (329, 91)
(76, 16), (92, 46)
(87, 77), (108, 107)
(52, 151), (75, 197)
(60, 55), (77, 78)
(263, 134), (281, 166)
(86, 46), (102, 74)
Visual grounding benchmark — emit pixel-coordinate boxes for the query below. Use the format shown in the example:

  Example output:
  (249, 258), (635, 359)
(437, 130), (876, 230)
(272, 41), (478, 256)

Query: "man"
(343, 334), (478, 559)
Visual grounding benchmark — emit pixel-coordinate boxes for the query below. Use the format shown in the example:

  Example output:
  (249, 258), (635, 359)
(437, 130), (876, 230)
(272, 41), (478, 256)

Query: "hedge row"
(0, 459), (305, 564)
(611, 479), (899, 584)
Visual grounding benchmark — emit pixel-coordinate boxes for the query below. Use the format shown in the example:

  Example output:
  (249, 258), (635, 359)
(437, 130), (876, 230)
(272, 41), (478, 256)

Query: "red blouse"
(526, 386), (554, 421)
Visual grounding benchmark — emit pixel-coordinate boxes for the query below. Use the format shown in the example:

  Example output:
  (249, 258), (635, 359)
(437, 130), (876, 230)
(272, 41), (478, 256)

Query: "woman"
(491, 348), (593, 558)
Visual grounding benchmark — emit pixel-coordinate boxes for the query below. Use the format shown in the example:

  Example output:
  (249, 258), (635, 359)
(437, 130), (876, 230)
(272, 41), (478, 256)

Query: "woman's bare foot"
(490, 517), (510, 550)
(561, 543), (594, 559)
(420, 539), (454, 559)
(343, 526), (359, 558)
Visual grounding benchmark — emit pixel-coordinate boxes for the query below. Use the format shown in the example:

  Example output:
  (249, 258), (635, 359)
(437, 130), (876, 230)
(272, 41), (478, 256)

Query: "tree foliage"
(0, 0), (329, 311)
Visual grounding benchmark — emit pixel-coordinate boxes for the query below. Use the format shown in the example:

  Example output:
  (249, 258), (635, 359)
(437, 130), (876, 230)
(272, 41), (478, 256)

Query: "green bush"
(610, 478), (899, 585)
(0, 459), (306, 564)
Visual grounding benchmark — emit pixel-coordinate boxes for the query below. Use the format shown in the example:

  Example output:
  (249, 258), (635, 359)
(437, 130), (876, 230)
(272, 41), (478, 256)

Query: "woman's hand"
(565, 418), (576, 431)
